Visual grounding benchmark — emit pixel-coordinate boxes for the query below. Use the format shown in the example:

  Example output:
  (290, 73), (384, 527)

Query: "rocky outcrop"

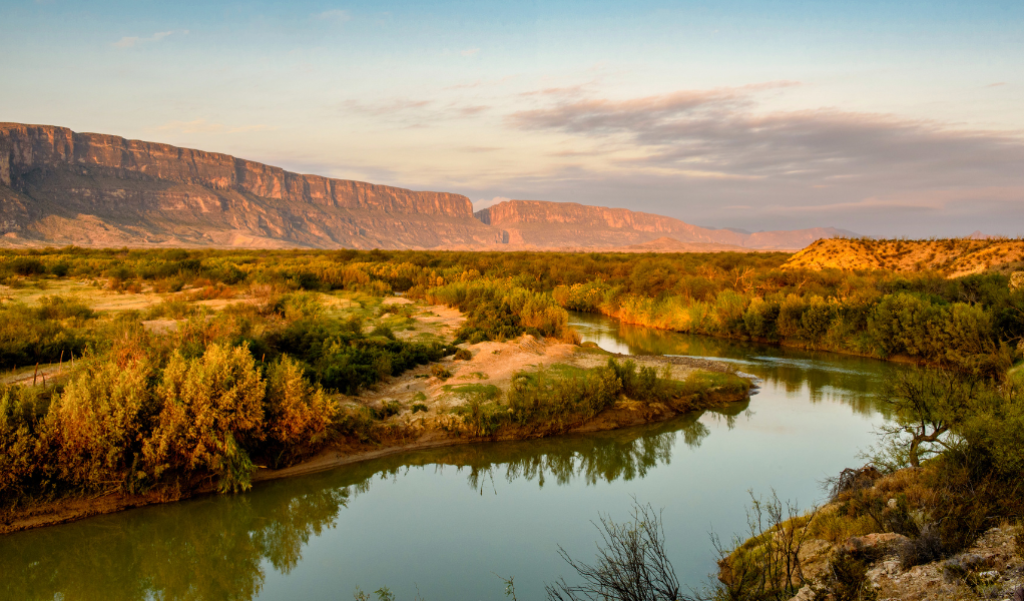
(475, 200), (850, 251)
(0, 123), (491, 249)
(0, 122), (851, 251)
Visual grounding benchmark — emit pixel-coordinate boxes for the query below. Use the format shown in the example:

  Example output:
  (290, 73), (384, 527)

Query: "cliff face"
(0, 123), (486, 249)
(474, 200), (844, 250)
(0, 122), (848, 252)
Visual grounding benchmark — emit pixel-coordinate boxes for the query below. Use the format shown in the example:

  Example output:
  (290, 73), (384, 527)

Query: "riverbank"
(0, 328), (751, 535)
(581, 306), (958, 370)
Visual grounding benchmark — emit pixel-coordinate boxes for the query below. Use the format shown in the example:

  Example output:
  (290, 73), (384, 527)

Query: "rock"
(789, 584), (815, 601)
(0, 122), (858, 252)
(475, 199), (849, 251)
(0, 122), (495, 250)
(839, 532), (910, 557)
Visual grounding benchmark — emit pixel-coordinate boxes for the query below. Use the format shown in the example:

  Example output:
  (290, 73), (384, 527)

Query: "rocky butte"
(0, 123), (850, 251)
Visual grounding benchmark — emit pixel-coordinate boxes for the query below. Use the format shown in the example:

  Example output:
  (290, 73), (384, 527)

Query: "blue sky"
(2, 0), (1022, 236)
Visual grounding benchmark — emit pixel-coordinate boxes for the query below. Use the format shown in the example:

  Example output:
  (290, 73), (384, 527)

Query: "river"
(0, 313), (902, 601)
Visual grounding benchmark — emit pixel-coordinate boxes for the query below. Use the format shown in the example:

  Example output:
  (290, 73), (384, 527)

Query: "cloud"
(113, 30), (187, 49)
(315, 9), (351, 22)
(473, 197), (509, 211)
(460, 48), (480, 57)
(509, 83), (1024, 187)
(339, 98), (489, 126)
(491, 84), (1024, 236)
(154, 119), (273, 135)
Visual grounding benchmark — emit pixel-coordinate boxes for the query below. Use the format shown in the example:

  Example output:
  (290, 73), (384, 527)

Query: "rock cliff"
(0, 122), (850, 251)
(475, 200), (848, 250)
(0, 123), (491, 249)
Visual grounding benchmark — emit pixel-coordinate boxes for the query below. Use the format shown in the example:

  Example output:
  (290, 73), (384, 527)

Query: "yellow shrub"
(144, 344), (266, 492)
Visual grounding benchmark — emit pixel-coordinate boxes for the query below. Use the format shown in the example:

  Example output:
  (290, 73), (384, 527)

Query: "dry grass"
(786, 238), (1024, 277)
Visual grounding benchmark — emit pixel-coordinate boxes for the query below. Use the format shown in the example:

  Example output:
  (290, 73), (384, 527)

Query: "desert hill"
(1, 122), (849, 251)
(785, 237), (1024, 277)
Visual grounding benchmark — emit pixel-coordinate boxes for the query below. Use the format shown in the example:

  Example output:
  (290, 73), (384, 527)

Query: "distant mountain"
(475, 200), (853, 250)
(0, 123), (495, 249)
(1, 123), (853, 252)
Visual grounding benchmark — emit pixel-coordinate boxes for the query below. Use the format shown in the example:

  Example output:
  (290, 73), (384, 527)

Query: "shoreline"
(0, 352), (750, 536)
(582, 308), (936, 368)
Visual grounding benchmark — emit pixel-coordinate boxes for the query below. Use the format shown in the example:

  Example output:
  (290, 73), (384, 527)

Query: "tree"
(877, 369), (977, 468)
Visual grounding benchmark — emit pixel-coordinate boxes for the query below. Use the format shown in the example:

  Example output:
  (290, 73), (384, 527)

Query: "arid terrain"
(786, 237), (1024, 277)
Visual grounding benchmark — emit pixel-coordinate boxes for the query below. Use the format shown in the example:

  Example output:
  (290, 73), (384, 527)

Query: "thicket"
(448, 359), (749, 437)
(0, 287), (464, 510)
(6, 247), (1019, 374)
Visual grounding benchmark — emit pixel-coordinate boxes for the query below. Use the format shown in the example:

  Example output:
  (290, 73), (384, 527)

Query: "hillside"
(475, 200), (851, 250)
(0, 123), (496, 249)
(2, 122), (849, 251)
(785, 237), (1024, 277)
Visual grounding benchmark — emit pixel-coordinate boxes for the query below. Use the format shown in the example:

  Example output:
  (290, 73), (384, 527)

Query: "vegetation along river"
(0, 312), (905, 601)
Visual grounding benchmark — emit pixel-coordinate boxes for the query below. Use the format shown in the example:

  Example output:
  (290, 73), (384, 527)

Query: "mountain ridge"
(1, 122), (851, 251)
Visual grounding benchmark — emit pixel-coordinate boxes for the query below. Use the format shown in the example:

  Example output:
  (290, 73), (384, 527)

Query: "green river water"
(0, 313), (903, 601)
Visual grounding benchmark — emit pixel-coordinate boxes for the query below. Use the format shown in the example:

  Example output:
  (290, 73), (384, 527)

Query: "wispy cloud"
(113, 30), (187, 49)
(314, 9), (351, 22)
(460, 48), (480, 57)
(339, 98), (489, 126)
(509, 82), (1024, 186)
(154, 119), (273, 135)
(495, 83), (1024, 236)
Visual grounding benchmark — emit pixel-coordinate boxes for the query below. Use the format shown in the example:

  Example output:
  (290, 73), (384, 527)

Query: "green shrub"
(0, 385), (48, 505)
(46, 360), (154, 493)
(430, 364), (453, 380)
(144, 344), (266, 492)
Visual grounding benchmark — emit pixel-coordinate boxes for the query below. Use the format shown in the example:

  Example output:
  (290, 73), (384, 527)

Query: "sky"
(1, 0), (1022, 237)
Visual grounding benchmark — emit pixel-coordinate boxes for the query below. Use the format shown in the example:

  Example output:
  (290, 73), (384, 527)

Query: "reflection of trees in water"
(609, 321), (895, 419)
(0, 404), (739, 601)
(0, 478), (353, 601)
(429, 409), (731, 491)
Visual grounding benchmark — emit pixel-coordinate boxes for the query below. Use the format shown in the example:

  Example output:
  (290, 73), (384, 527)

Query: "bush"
(430, 364), (453, 380)
(261, 356), (337, 463)
(46, 360), (154, 492)
(506, 366), (621, 426)
(898, 523), (945, 569)
(0, 385), (47, 505)
(144, 344), (266, 492)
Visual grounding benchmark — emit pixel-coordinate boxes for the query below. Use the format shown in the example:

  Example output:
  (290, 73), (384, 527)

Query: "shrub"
(430, 364), (453, 380)
(46, 359), (154, 492)
(143, 344), (266, 492)
(898, 523), (945, 569)
(262, 355), (337, 461)
(0, 385), (47, 505)
(454, 348), (473, 361)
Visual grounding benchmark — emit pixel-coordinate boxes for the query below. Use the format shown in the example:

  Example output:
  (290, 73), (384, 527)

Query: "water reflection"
(0, 482), (351, 601)
(0, 405), (738, 601)
(571, 313), (895, 418)
(0, 314), (894, 601)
